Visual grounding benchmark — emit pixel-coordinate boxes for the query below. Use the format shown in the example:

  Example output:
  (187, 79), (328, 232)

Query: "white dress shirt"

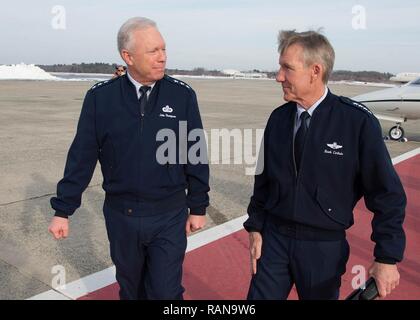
(126, 71), (156, 100)
(294, 86), (328, 136)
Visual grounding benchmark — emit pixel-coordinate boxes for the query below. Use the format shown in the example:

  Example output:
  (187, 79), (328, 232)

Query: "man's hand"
(369, 262), (400, 298)
(249, 231), (262, 275)
(185, 215), (206, 236)
(48, 216), (69, 239)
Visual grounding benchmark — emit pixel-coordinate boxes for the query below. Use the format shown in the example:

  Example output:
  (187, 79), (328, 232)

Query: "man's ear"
(121, 49), (132, 66)
(312, 63), (322, 80)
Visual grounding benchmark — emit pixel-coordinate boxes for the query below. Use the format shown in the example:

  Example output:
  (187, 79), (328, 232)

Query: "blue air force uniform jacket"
(244, 90), (406, 262)
(51, 74), (209, 217)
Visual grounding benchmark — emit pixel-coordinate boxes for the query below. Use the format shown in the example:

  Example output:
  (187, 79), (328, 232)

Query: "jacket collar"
(120, 74), (162, 117)
(296, 86), (328, 118)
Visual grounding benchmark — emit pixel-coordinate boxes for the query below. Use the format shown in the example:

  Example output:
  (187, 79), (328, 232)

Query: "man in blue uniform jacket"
(244, 30), (406, 300)
(48, 17), (210, 300)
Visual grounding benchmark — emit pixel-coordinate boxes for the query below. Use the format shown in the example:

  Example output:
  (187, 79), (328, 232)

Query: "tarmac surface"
(0, 78), (418, 299)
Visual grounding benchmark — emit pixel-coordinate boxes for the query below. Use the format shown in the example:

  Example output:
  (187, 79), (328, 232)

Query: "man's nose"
(158, 49), (166, 63)
(276, 69), (284, 83)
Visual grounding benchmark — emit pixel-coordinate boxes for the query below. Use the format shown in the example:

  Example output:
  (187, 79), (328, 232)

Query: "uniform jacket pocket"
(316, 186), (348, 226)
(99, 137), (117, 181)
(166, 163), (186, 186)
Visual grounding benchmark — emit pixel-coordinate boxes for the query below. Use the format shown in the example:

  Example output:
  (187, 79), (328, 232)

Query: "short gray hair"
(278, 29), (335, 83)
(117, 17), (157, 53)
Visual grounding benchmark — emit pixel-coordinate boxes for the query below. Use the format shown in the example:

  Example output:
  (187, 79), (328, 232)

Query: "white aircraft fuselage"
(353, 77), (420, 121)
(352, 77), (420, 140)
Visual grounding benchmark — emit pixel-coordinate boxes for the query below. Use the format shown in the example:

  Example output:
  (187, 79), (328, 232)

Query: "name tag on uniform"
(324, 142), (344, 156)
(160, 105), (177, 119)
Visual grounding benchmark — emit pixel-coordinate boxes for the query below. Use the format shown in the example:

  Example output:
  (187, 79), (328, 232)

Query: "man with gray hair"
(244, 30), (406, 299)
(48, 17), (210, 299)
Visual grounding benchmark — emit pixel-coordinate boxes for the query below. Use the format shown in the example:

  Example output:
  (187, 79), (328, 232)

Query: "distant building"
(222, 69), (268, 79)
(390, 72), (420, 83)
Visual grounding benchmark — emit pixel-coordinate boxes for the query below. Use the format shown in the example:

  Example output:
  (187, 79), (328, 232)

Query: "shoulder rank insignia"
(165, 75), (192, 90)
(90, 78), (116, 91)
(339, 96), (373, 115)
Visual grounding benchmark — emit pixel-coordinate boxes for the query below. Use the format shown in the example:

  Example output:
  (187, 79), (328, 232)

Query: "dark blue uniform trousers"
(103, 204), (188, 300)
(247, 221), (350, 300)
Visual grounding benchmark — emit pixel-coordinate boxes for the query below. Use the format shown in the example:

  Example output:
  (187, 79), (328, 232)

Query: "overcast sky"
(1, 0), (419, 73)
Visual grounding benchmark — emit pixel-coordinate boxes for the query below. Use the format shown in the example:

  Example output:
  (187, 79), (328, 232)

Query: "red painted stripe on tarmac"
(79, 155), (420, 300)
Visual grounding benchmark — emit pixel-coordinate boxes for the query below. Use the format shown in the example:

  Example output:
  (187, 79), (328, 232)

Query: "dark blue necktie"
(139, 86), (151, 117)
(294, 111), (310, 172)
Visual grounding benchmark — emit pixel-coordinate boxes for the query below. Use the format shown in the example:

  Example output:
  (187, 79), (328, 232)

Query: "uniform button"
(127, 208), (132, 214)
(328, 208), (332, 212)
